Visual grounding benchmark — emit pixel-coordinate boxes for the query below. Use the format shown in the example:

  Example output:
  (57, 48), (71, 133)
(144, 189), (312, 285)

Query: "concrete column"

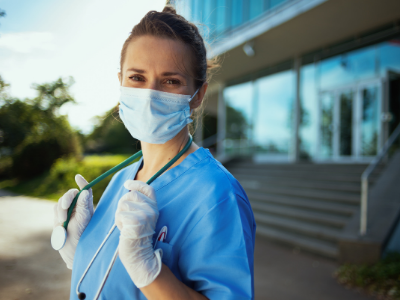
(217, 83), (226, 157)
(292, 56), (301, 162)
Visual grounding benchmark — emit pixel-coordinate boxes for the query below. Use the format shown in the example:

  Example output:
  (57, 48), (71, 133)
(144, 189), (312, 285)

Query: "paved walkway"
(0, 190), (71, 300)
(254, 236), (373, 300)
(0, 190), (374, 300)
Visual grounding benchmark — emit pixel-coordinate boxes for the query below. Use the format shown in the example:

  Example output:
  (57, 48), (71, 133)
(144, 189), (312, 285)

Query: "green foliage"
(336, 252), (400, 299)
(226, 105), (248, 139)
(31, 77), (75, 114)
(85, 107), (140, 154)
(2, 155), (139, 203)
(0, 76), (81, 179)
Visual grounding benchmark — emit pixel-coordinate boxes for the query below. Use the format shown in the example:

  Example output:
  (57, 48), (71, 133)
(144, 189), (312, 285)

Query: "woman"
(53, 6), (256, 300)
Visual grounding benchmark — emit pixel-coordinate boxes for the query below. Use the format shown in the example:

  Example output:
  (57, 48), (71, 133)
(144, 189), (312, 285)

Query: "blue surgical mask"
(119, 86), (199, 144)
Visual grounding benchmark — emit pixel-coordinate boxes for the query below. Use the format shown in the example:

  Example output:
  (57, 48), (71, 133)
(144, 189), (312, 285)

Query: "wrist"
(121, 244), (163, 288)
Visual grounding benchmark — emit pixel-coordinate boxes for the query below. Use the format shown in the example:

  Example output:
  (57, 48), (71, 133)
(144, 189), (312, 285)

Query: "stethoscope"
(51, 135), (193, 300)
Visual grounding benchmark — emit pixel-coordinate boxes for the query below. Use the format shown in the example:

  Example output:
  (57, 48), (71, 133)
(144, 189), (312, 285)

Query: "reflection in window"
(319, 46), (377, 90)
(224, 82), (254, 154)
(361, 86), (379, 156)
(299, 64), (318, 159)
(379, 40), (400, 76)
(254, 70), (294, 156)
(320, 92), (334, 158)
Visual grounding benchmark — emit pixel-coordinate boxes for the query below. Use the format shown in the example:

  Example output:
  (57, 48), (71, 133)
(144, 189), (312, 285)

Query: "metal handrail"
(360, 123), (400, 235)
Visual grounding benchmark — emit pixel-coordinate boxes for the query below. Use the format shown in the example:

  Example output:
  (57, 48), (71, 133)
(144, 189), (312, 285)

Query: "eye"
(129, 75), (145, 82)
(165, 79), (181, 85)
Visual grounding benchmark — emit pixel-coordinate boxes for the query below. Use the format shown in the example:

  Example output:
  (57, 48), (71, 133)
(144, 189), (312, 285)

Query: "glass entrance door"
(338, 90), (354, 157)
(359, 84), (381, 157)
(318, 80), (382, 160)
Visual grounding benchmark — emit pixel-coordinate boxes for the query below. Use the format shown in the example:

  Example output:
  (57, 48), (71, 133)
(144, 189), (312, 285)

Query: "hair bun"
(162, 5), (176, 14)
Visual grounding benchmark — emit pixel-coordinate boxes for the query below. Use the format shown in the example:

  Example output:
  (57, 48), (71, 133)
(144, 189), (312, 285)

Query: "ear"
(190, 82), (208, 110)
(118, 72), (122, 85)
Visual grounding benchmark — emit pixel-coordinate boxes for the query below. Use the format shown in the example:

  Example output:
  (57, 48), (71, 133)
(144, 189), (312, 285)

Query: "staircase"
(225, 161), (382, 259)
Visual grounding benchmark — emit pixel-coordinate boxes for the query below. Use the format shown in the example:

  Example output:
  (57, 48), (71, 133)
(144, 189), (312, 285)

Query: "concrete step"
(229, 168), (380, 183)
(246, 188), (359, 205)
(254, 212), (343, 243)
(224, 161), (386, 260)
(256, 224), (338, 259)
(251, 201), (348, 229)
(247, 193), (357, 217)
(235, 175), (361, 193)
(229, 163), (377, 172)
(229, 164), (371, 173)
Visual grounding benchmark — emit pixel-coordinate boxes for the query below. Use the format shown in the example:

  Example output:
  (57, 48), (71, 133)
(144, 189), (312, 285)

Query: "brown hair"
(119, 5), (219, 89)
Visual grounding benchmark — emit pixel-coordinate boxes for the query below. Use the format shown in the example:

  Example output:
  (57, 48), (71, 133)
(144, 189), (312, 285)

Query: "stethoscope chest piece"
(51, 225), (67, 250)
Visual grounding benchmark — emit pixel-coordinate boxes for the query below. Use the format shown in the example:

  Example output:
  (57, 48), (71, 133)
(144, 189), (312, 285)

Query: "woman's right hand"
(53, 174), (94, 269)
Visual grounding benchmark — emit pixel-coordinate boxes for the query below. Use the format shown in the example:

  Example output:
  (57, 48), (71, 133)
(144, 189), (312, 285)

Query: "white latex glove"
(53, 174), (94, 269)
(115, 180), (162, 288)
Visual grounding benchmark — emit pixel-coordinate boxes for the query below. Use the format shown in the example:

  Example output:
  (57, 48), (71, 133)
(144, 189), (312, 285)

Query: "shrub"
(336, 252), (400, 299)
(34, 154), (138, 203)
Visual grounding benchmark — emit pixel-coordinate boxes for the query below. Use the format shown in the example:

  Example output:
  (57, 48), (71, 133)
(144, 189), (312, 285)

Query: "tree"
(0, 9), (5, 27)
(85, 107), (140, 154)
(31, 77), (75, 114)
(0, 76), (81, 179)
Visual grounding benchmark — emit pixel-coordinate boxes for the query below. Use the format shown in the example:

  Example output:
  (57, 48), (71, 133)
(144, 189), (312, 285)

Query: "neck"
(136, 128), (198, 182)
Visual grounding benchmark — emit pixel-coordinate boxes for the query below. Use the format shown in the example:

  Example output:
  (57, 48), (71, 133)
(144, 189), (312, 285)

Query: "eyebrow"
(126, 68), (186, 78)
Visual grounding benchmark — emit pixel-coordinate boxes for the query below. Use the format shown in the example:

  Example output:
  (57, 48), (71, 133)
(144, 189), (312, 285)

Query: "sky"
(0, 0), (165, 133)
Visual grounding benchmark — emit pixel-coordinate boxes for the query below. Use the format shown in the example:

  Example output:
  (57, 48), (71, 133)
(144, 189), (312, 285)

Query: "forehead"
(123, 35), (193, 75)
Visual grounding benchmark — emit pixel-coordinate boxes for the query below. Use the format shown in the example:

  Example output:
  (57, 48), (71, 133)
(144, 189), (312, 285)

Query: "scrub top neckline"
(130, 147), (211, 192)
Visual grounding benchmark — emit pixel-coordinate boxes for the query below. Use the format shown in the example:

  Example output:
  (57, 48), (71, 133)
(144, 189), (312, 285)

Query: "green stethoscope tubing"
(63, 134), (193, 231)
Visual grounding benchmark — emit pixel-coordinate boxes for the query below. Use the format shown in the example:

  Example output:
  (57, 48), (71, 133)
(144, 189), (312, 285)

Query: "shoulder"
(168, 148), (253, 222)
(193, 148), (249, 206)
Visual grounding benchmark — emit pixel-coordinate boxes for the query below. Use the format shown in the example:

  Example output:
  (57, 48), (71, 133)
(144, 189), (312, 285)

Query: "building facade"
(175, 0), (400, 163)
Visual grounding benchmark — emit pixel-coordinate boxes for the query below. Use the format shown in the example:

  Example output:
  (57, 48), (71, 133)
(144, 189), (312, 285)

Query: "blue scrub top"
(70, 147), (256, 300)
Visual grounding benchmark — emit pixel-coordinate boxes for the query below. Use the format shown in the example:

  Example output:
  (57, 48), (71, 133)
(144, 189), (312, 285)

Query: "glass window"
(191, 0), (203, 24)
(361, 86), (380, 156)
(250, 0), (264, 20)
(299, 64), (318, 159)
(216, 0), (228, 35)
(231, 0), (243, 28)
(254, 70), (294, 156)
(319, 45), (378, 90)
(269, 0), (287, 9)
(319, 92), (334, 158)
(379, 39), (400, 76)
(203, 0), (216, 39)
(224, 82), (254, 155)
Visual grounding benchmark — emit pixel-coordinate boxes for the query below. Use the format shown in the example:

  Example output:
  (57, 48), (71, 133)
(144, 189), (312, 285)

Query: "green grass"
(336, 252), (400, 299)
(0, 154), (140, 203)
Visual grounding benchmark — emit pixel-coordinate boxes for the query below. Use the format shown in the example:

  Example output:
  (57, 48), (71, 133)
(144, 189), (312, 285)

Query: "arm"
(141, 264), (208, 300)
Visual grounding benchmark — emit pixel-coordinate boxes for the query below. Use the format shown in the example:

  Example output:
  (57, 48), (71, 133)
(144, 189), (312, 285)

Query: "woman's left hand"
(115, 180), (163, 288)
